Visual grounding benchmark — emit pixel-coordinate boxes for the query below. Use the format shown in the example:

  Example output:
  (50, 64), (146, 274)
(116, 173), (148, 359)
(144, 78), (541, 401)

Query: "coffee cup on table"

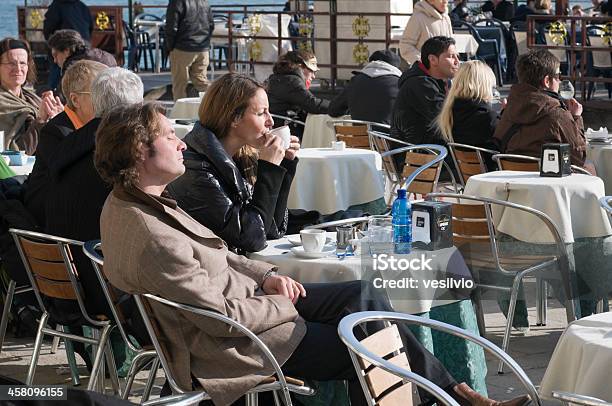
(331, 141), (346, 151)
(300, 229), (326, 253)
(268, 125), (291, 150)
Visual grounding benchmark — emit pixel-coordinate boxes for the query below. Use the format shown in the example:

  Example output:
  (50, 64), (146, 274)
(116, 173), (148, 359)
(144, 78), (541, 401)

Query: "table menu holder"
(411, 201), (453, 251)
(540, 143), (571, 177)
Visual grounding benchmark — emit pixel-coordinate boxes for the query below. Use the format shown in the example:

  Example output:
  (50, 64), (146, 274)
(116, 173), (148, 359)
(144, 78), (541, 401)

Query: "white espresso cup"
(300, 229), (326, 253)
(268, 125), (291, 150)
(331, 141), (346, 151)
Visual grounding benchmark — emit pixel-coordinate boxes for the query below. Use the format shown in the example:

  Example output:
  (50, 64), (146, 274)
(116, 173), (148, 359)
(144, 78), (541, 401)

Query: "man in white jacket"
(400, 0), (453, 65)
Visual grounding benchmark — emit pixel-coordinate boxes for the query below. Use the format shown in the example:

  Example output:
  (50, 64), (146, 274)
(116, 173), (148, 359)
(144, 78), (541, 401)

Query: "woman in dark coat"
(435, 60), (500, 170)
(167, 73), (300, 253)
(266, 50), (330, 139)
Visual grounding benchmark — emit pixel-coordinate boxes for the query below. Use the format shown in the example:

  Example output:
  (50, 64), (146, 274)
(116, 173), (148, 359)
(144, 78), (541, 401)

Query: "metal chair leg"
(245, 392), (258, 406)
(596, 298), (605, 314)
(498, 276), (523, 374)
(104, 342), (120, 395)
(25, 312), (49, 385)
(87, 325), (113, 391)
(122, 353), (153, 399)
(0, 280), (16, 355)
(472, 290), (486, 337)
(141, 357), (159, 402)
(273, 390), (282, 406)
(50, 335), (60, 354)
(536, 278), (547, 326)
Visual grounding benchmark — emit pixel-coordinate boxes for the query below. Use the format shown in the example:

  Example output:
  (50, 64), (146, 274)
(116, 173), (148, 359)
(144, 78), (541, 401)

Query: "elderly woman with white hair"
(24, 60), (108, 227)
(44, 66), (144, 320)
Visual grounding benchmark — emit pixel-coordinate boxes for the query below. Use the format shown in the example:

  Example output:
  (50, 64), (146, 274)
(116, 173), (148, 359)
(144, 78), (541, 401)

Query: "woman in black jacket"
(167, 73), (300, 253)
(266, 50), (330, 139)
(435, 60), (500, 170)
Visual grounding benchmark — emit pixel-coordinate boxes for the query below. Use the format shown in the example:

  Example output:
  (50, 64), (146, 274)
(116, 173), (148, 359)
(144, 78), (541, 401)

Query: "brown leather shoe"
(452, 383), (531, 406)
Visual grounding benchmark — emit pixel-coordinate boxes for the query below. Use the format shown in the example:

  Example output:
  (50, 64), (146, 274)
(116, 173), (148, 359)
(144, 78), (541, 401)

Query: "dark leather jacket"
(165, 0), (214, 52)
(166, 124), (298, 253)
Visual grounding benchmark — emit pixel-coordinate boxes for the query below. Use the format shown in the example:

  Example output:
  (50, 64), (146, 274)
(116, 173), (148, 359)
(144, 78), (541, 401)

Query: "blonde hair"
(436, 60), (496, 143)
(61, 60), (107, 110)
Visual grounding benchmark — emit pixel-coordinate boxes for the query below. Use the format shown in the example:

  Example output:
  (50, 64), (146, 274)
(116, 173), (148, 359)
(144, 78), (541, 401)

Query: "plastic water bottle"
(392, 189), (411, 254)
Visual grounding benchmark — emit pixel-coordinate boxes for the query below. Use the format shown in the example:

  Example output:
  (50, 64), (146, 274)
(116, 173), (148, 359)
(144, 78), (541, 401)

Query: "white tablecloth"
(288, 148), (384, 214)
(169, 97), (202, 119)
(539, 311), (612, 402)
(301, 114), (342, 149)
(170, 119), (195, 139)
(587, 142), (612, 195)
(249, 233), (469, 314)
(464, 171), (612, 244)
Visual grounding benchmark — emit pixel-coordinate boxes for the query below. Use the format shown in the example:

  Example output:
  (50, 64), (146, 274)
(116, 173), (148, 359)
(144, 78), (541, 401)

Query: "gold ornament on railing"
(603, 22), (612, 46)
(353, 43), (369, 64)
(249, 41), (262, 61)
(352, 16), (371, 38)
(298, 16), (313, 36)
(96, 11), (111, 31)
(247, 14), (262, 36)
(28, 9), (44, 29)
(298, 41), (312, 53)
(547, 21), (567, 45)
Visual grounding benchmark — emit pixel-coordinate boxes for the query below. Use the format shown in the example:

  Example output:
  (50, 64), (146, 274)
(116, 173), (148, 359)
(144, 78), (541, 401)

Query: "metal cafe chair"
(133, 293), (315, 406)
(492, 153), (593, 174)
(0, 281), (33, 354)
(426, 193), (577, 373)
(271, 113), (306, 128)
(326, 119), (391, 150)
(338, 311), (541, 406)
(447, 143), (499, 187)
(9, 229), (119, 392)
(553, 391), (612, 406)
(83, 241), (159, 402)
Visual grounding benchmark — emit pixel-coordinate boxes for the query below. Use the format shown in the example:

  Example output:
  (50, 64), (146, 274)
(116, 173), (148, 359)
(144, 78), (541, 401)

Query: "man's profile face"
(429, 45), (460, 79)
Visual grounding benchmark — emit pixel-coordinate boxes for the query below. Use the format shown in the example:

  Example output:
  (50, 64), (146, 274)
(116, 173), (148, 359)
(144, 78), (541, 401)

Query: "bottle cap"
(397, 189), (407, 198)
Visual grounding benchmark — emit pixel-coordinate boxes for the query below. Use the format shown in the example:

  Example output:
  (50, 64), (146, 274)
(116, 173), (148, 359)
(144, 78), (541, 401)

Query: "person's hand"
(38, 93), (63, 123)
(284, 135), (300, 161)
(500, 97), (508, 111)
(262, 274), (306, 304)
(566, 97), (583, 117)
(258, 132), (285, 166)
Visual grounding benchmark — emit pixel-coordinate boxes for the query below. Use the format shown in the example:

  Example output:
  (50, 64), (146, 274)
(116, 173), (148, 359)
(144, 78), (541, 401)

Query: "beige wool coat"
(100, 187), (306, 405)
(399, 1), (453, 64)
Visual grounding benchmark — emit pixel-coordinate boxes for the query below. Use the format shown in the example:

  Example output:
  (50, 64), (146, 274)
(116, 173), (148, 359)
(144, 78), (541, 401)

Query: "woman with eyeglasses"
(0, 38), (63, 154)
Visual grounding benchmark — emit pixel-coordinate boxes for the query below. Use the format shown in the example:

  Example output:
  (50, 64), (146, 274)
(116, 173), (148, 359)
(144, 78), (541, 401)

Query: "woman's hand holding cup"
(284, 135), (300, 160)
(258, 132), (285, 166)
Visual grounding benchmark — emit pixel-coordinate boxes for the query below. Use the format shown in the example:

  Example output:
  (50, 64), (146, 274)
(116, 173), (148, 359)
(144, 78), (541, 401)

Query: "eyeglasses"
(0, 61), (28, 70)
(74, 91), (91, 95)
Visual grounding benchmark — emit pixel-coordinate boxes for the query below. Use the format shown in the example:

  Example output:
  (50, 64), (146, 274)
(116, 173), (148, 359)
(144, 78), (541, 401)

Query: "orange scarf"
(64, 106), (84, 129)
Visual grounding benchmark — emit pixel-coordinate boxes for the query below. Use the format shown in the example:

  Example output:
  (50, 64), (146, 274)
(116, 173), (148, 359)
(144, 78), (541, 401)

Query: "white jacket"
(399, 1), (453, 64)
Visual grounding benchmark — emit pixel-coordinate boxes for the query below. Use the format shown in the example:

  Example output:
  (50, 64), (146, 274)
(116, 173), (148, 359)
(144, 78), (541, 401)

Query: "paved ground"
(2, 279), (605, 404)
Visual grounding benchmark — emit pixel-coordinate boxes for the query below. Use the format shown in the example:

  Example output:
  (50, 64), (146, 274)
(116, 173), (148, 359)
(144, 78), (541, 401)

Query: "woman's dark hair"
(48, 29), (87, 56)
(0, 37), (37, 83)
(421, 36), (456, 69)
(95, 102), (165, 189)
(272, 50), (316, 74)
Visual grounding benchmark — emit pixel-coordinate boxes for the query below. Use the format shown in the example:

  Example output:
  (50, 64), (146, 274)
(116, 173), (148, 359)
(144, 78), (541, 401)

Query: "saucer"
(287, 235), (333, 246)
(290, 246), (335, 259)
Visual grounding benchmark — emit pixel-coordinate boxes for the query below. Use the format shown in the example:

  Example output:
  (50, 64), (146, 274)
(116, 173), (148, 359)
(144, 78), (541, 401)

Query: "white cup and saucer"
(290, 229), (335, 259)
(268, 125), (291, 150)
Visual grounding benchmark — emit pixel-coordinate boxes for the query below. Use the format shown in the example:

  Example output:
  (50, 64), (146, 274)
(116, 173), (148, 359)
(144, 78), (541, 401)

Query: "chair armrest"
(303, 217), (371, 230)
(552, 391), (612, 406)
(142, 391), (210, 406)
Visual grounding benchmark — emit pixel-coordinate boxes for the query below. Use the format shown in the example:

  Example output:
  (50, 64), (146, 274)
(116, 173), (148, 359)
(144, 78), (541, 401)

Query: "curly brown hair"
(0, 38), (37, 84)
(94, 102), (165, 189)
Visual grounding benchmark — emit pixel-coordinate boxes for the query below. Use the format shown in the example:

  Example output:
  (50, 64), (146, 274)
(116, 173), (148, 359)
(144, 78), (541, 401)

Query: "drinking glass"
(559, 80), (575, 100)
(491, 87), (501, 101)
(367, 215), (393, 255)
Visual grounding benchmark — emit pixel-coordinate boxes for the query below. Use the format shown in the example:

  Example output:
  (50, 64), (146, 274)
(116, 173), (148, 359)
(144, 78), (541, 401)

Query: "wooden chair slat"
(453, 219), (490, 237)
(365, 353), (411, 397)
(35, 276), (77, 300)
(27, 258), (72, 281)
(19, 237), (65, 262)
(498, 159), (539, 172)
(461, 162), (485, 176)
(337, 134), (371, 148)
(407, 180), (436, 195)
(452, 204), (486, 219)
(402, 165), (439, 182)
(357, 324), (403, 370)
(405, 151), (438, 166)
(454, 149), (480, 164)
(335, 124), (368, 136)
(377, 383), (414, 406)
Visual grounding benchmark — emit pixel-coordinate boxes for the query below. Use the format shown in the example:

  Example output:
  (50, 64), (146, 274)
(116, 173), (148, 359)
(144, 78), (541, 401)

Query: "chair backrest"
(513, 30), (529, 55)
(449, 200), (492, 248)
(350, 324), (415, 406)
(544, 32), (568, 63)
(338, 311), (542, 406)
(133, 293), (294, 404)
(335, 124), (370, 149)
(448, 143), (499, 186)
(9, 228), (104, 327)
(492, 154), (540, 171)
(402, 150), (444, 196)
(369, 130), (404, 184)
(588, 35), (612, 69)
(82, 240), (143, 353)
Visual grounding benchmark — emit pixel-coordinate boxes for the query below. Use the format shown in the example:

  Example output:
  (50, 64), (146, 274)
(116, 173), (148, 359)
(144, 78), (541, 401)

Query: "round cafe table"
(539, 311), (612, 402)
(288, 148), (384, 214)
(249, 234), (488, 395)
(169, 97), (202, 119)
